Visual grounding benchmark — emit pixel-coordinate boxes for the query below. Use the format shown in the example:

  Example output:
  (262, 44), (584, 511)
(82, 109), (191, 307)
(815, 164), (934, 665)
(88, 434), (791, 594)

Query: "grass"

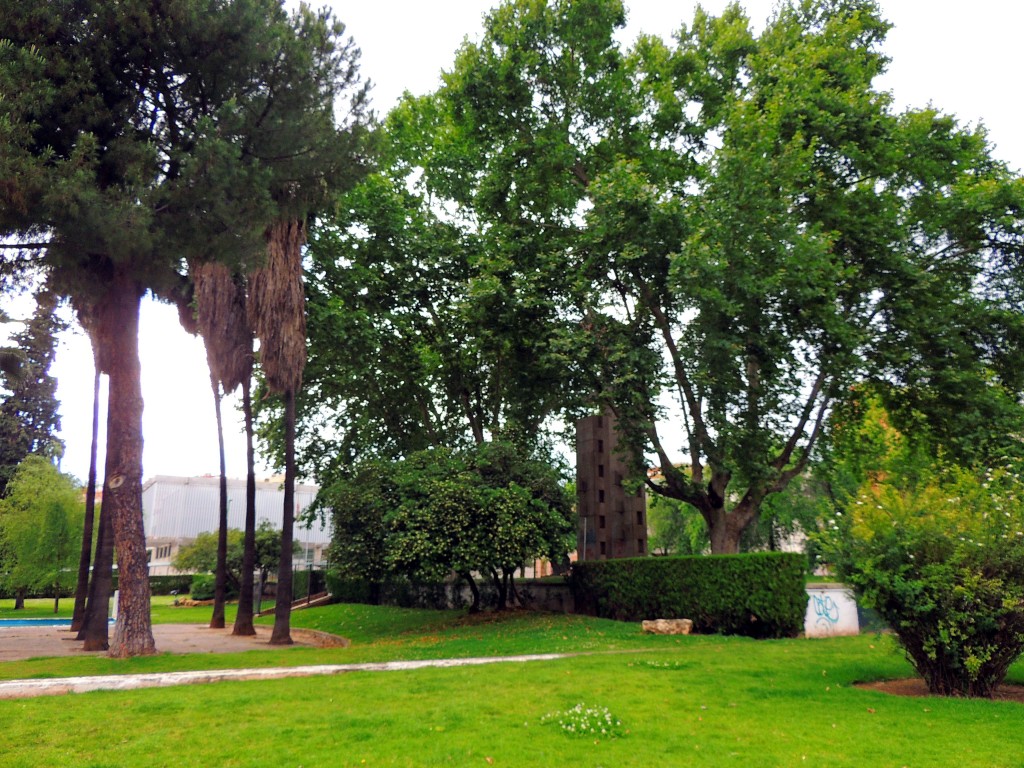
(2, 598), (1023, 766)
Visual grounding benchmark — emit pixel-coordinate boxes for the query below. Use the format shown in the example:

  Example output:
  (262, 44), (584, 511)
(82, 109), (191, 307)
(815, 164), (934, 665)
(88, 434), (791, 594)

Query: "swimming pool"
(0, 618), (73, 627)
(0, 618), (112, 627)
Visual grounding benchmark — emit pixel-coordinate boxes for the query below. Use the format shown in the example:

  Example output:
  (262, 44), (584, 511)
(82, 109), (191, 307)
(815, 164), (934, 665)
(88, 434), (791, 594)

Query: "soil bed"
(857, 678), (1024, 703)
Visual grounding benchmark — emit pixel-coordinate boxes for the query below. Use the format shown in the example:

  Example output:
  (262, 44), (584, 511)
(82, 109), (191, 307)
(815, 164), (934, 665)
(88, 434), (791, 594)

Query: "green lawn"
(2, 599), (1023, 766)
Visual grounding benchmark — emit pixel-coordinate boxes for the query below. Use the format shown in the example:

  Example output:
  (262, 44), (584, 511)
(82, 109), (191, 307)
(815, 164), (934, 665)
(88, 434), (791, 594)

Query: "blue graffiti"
(812, 593), (840, 627)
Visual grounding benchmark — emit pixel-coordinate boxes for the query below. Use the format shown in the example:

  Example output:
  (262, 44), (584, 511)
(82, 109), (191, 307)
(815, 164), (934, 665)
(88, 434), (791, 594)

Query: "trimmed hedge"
(569, 552), (807, 638)
(149, 575), (193, 595)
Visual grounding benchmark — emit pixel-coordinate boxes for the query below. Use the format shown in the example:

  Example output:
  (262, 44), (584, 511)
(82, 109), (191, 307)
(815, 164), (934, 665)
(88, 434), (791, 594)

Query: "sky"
(18, 0), (1024, 485)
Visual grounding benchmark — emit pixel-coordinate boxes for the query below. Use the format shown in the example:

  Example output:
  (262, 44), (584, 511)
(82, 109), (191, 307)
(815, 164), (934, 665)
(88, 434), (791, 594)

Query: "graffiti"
(812, 593), (840, 627)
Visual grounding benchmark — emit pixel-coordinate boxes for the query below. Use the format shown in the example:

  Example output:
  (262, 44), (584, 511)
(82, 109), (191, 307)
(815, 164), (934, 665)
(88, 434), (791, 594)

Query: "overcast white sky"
(26, 0), (1024, 484)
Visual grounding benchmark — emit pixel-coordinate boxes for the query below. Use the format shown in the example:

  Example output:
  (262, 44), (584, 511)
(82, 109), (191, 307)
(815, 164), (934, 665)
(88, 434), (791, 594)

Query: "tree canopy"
(0, 289), (65, 497)
(320, 442), (574, 610)
(300, 0), (1024, 554)
(172, 521), (291, 591)
(0, 0), (370, 654)
(0, 455), (84, 611)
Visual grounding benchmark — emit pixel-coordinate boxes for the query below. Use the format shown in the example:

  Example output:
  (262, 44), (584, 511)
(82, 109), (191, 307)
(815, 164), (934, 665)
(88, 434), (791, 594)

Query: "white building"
(142, 475), (329, 575)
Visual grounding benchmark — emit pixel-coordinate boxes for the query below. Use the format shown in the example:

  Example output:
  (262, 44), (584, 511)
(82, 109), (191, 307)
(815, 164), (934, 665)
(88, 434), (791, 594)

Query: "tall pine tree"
(0, 289), (65, 498)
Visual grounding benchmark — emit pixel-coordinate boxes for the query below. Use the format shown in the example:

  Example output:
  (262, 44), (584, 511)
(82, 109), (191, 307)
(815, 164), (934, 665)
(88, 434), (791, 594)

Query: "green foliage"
(0, 290), (65, 497)
(321, 441), (575, 608)
(189, 574), (216, 601)
(647, 495), (709, 555)
(148, 575), (192, 596)
(570, 552), (807, 638)
(327, 0), (1024, 557)
(0, 456), (82, 606)
(172, 521), (290, 589)
(0, 455), (83, 604)
(824, 463), (1024, 697)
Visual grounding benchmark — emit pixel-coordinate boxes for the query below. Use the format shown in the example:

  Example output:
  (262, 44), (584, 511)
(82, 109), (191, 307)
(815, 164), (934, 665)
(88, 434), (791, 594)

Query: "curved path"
(0, 653), (570, 699)
(0, 623), (572, 699)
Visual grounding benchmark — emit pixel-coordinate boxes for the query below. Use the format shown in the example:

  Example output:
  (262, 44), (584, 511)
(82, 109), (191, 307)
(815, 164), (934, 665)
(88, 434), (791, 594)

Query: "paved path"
(0, 654), (570, 699)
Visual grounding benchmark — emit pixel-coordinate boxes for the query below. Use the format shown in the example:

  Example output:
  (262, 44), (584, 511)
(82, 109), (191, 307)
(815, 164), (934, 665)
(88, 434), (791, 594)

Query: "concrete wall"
(804, 584), (861, 637)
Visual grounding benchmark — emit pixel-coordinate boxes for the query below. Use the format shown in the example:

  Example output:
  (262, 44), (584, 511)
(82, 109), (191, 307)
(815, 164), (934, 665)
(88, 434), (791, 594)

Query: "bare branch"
(773, 367), (827, 471)
(0, 242), (49, 250)
(771, 393), (831, 493)
(643, 285), (716, 467)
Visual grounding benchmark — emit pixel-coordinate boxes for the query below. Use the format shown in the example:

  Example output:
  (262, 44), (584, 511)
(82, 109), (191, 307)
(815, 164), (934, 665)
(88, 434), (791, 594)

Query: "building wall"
(576, 412), (648, 561)
(142, 475), (329, 574)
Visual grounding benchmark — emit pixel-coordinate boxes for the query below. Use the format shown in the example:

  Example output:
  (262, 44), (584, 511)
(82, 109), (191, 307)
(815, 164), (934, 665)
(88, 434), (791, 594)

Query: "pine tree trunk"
(233, 379), (258, 636)
(270, 388), (296, 645)
(103, 271), (156, 658)
(210, 374), (228, 629)
(70, 365), (101, 632)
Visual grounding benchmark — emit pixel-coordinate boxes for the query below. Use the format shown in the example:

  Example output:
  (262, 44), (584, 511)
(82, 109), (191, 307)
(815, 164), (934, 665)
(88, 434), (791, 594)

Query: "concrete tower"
(576, 411), (647, 561)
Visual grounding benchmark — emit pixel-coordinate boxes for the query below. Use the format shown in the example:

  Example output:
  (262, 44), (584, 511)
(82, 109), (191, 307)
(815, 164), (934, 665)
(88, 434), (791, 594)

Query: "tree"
(274, 70), (592, 482)
(1, 0), (369, 655)
(370, 0), (1024, 554)
(590, 1), (1024, 552)
(189, 263), (254, 629)
(325, 442), (574, 612)
(68, 303), (103, 632)
(172, 522), (290, 597)
(0, 456), (84, 612)
(315, 461), (396, 604)
(0, 288), (65, 497)
(825, 461), (1024, 698)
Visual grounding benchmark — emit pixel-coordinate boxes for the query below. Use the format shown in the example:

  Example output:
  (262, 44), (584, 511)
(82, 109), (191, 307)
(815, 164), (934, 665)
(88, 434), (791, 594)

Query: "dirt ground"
(857, 678), (1024, 703)
(0, 623), (344, 662)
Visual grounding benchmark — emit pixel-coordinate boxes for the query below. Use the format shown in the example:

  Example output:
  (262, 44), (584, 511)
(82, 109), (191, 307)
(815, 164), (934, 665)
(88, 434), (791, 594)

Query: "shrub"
(189, 573), (216, 601)
(569, 552), (806, 638)
(149, 575), (193, 596)
(826, 464), (1024, 697)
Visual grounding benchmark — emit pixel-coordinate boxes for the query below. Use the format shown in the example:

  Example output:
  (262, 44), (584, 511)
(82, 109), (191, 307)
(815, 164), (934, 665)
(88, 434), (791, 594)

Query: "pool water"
(0, 618), (113, 627)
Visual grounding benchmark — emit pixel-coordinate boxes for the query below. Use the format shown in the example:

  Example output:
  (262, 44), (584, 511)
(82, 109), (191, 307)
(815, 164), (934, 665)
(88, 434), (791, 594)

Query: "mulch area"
(857, 678), (1024, 703)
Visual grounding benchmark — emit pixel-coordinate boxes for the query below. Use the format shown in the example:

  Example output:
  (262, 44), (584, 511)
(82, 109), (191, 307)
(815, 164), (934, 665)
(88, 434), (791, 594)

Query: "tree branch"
(0, 242), (50, 250)
(772, 367), (827, 472)
(642, 284), (716, 470)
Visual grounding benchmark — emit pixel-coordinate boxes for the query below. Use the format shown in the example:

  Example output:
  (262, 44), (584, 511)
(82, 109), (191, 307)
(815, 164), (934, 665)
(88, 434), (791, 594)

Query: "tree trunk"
(79, 495), (114, 649)
(210, 374), (228, 629)
(70, 365), (101, 632)
(505, 568), (520, 608)
(270, 388), (296, 645)
(102, 271), (156, 658)
(461, 571), (481, 613)
(53, 593), (59, 613)
(13, 589), (24, 610)
(490, 567), (507, 611)
(706, 499), (760, 555)
(232, 378), (258, 636)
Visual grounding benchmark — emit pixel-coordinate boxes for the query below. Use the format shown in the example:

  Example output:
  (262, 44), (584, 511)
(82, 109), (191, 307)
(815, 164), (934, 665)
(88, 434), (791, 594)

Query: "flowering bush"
(825, 464), (1024, 697)
(539, 703), (625, 738)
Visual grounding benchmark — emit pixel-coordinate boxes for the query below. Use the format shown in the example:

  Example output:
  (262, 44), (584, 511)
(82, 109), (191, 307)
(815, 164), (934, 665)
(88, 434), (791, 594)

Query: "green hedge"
(149, 575), (193, 595)
(569, 552), (807, 638)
